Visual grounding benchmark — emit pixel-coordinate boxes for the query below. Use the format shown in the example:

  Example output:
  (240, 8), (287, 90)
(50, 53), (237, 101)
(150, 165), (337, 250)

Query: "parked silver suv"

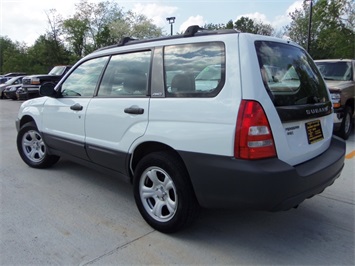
(315, 59), (355, 139)
(16, 26), (346, 233)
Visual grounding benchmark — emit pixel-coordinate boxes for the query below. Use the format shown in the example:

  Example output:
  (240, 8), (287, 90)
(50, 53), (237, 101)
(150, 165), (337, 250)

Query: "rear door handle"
(70, 103), (83, 111)
(124, 106), (144, 114)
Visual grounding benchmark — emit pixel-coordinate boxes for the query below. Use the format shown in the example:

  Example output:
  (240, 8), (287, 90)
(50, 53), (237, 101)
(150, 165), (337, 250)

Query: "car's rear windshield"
(255, 41), (329, 107)
(315, 61), (353, 81)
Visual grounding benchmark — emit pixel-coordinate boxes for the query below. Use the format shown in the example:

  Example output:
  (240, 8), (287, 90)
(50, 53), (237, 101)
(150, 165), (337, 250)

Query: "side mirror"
(40, 82), (57, 97)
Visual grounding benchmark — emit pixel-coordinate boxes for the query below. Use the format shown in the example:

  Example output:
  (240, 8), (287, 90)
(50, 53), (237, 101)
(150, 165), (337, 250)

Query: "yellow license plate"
(306, 120), (324, 144)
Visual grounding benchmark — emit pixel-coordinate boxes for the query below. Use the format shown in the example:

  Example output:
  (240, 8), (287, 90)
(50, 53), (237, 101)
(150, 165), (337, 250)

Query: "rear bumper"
(180, 136), (345, 210)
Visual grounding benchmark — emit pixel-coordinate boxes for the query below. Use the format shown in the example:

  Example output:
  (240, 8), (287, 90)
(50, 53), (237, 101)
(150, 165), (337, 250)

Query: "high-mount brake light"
(235, 100), (277, 159)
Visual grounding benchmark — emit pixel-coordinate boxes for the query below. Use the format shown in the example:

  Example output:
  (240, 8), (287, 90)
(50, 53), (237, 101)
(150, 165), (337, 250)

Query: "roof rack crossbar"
(184, 25), (206, 37)
(119, 37), (137, 46)
(95, 36), (137, 51)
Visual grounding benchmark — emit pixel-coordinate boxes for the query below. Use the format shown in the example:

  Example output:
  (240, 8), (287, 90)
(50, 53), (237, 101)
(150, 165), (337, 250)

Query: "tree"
(285, 0), (355, 59)
(44, 9), (70, 64)
(0, 37), (15, 74)
(62, 0), (162, 55)
(62, 0), (120, 55)
(26, 35), (71, 74)
(203, 23), (227, 30)
(109, 11), (162, 41)
(0, 37), (29, 74)
(226, 20), (234, 29)
(62, 18), (89, 59)
(45, 9), (63, 45)
(234, 16), (274, 36)
(202, 20), (234, 30)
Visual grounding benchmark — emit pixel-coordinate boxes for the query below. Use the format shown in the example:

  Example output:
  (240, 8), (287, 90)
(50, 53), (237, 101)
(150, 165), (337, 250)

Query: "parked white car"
(16, 26), (346, 233)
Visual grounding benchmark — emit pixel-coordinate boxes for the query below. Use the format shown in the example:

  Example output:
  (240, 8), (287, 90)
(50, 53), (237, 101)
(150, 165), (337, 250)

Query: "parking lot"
(1, 99), (354, 265)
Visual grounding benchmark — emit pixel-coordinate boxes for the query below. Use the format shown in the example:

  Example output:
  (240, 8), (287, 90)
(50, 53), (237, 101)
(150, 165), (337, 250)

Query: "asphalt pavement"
(1, 99), (354, 265)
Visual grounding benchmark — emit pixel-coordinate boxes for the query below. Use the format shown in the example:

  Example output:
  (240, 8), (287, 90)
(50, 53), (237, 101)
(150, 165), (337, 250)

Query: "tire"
(337, 106), (353, 140)
(17, 122), (60, 168)
(133, 151), (199, 233)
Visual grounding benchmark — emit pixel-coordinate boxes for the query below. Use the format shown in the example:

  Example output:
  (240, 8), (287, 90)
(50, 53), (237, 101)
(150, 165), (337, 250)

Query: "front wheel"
(337, 106), (353, 140)
(133, 152), (199, 233)
(17, 122), (60, 168)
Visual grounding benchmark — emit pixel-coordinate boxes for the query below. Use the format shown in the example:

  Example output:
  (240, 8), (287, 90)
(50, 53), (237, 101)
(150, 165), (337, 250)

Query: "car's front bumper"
(179, 136), (345, 211)
(18, 86), (41, 99)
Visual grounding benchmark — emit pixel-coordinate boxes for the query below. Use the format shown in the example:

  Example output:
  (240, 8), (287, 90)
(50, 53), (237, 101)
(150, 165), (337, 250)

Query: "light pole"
(307, 0), (313, 53)
(166, 17), (176, 36)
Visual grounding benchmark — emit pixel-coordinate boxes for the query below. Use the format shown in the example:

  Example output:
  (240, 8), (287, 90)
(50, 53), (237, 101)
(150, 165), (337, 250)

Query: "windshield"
(255, 41), (329, 106)
(5, 77), (19, 84)
(315, 61), (352, 81)
(49, 66), (66, 75)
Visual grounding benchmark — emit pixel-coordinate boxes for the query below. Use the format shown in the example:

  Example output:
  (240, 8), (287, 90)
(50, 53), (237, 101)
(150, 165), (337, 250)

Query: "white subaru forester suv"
(16, 26), (346, 233)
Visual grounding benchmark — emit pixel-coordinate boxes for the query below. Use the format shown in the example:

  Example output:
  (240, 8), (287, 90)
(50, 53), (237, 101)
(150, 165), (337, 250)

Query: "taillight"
(234, 100), (276, 159)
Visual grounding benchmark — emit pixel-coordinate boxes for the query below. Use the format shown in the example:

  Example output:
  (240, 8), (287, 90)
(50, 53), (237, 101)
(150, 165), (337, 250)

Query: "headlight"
(10, 87), (16, 91)
(330, 93), (341, 108)
(31, 78), (40, 85)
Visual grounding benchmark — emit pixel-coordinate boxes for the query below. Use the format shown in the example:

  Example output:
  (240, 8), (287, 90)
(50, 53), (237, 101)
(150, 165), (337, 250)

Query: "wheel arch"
(345, 98), (354, 115)
(130, 141), (186, 181)
(19, 115), (36, 129)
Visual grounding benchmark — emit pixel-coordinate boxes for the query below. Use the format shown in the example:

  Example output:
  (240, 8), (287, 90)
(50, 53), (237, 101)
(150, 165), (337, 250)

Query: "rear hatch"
(248, 39), (333, 166)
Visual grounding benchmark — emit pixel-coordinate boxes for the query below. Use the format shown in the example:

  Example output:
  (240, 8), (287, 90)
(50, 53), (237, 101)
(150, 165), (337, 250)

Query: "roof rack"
(119, 37), (137, 45)
(96, 26), (239, 52)
(184, 25), (239, 37)
(183, 25), (206, 37)
(96, 37), (138, 51)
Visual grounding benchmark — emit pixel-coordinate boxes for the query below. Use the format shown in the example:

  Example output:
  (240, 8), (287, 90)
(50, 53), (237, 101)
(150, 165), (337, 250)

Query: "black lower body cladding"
(179, 136), (346, 210)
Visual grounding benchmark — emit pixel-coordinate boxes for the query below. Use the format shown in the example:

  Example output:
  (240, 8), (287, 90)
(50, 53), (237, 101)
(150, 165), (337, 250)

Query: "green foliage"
(26, 35), (71, 74)
(62, 18), (89, 58)
(285, 0), (354, 59)
(203, 17), (274, 35)
(234, 17), (274, 35)
(203, 23), (227, 30)
(109, 11), (162, 41)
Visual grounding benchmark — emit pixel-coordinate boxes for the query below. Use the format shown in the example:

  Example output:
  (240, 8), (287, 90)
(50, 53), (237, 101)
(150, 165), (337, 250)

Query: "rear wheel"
(133, 151), (199, 233)
(337, 106), (353, 140)
(17, 122), (60, 168)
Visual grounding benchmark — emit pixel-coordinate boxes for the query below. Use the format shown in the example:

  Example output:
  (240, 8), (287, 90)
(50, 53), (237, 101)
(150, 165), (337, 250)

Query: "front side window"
(164, 42), (225, 97)
(98, 51), (151, 97)
(61, 57), (108, 97)
(256, 41), (329, 107)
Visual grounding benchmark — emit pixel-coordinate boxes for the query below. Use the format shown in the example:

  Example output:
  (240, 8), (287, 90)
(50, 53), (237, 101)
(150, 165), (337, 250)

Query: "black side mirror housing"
(40, 82), (57, 97)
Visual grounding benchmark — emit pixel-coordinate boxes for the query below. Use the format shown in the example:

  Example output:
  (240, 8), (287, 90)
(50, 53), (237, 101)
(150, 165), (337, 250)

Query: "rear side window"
(255, 41), (329, 107)
(164, 42), (225, 97)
